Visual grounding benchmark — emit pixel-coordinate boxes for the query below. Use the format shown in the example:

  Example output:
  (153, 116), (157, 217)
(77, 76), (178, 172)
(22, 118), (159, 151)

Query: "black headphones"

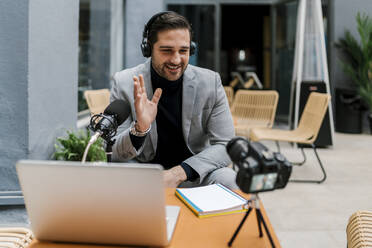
(141, 11), (196, 58)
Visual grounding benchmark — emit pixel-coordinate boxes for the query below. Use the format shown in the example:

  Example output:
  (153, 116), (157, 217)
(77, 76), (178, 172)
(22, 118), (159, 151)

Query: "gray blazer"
(110, 59), (235, 183)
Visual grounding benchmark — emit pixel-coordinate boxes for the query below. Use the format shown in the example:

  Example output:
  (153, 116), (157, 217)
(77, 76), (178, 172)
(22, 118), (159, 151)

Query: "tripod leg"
(256, 209), (276, 248)
(255, 208), (263, 237)
(228, 207), (253, 247)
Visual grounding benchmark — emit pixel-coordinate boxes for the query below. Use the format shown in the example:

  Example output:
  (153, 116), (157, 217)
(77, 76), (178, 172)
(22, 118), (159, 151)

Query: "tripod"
(228, 194), (275, 248)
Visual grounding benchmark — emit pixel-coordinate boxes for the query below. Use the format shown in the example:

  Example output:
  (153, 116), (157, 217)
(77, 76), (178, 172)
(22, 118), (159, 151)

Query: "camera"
(226, 137), (292, 194)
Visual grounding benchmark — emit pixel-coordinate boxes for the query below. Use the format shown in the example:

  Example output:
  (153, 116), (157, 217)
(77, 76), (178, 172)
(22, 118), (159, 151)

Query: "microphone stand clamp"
(83, 113), (119, 163)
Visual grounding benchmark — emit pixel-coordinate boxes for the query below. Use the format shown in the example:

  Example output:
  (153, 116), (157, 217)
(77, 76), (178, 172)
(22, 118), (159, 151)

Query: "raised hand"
(133, 74), (162, 132)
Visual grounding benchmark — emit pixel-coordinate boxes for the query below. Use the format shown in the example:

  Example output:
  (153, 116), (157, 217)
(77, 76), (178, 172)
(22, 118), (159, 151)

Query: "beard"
(152, 61), (188, 81)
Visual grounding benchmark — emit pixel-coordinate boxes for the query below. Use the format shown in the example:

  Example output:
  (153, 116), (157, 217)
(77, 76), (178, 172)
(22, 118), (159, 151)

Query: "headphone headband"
(143, 11), (173, 39)
(141, 11), (196, 58)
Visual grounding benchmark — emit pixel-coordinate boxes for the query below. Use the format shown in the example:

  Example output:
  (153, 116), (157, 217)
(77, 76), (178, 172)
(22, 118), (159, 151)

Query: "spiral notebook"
(175, 184), (248, 218)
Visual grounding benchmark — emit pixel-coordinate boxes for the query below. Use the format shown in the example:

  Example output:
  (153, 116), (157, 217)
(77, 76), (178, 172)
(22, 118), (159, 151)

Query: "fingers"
(151, 88), (162, 105)
(135, 74), (161, 105)
(133, 76), (142, 98)
(139, 74), (147, 97)
(133, 76), (139, 95)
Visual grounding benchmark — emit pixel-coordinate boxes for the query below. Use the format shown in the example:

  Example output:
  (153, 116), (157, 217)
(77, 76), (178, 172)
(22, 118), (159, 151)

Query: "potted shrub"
(337, 13), (372, 133)
(53, 129), (107, 162)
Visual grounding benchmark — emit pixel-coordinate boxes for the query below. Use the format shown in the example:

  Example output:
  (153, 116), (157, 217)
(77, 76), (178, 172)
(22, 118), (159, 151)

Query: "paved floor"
(0, 132), (371, 247)
(259, 132), (372, 248)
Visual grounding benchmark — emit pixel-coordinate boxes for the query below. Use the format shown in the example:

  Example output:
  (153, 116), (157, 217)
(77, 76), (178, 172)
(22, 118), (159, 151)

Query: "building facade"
(0, 0), (371, 193)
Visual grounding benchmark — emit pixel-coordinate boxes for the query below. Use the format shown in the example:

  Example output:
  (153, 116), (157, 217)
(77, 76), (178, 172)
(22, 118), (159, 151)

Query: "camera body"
(227, 138), (292, 194)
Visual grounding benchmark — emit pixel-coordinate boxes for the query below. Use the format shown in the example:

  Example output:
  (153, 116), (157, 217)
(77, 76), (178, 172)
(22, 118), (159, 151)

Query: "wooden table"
(29, 188), (281, 248)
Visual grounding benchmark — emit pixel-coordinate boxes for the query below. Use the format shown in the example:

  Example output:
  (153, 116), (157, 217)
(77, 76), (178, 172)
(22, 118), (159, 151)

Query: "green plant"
(53, 129), (107, 162)
(336, 12), (372, 112)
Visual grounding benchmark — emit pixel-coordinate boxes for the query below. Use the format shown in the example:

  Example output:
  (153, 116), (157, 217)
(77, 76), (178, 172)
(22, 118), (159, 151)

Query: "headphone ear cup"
(190, 41), (196, 56)
(141, 41), (151, 58)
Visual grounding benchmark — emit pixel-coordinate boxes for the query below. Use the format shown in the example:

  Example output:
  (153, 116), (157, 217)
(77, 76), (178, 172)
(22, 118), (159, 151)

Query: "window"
(78, 0), (124, 113)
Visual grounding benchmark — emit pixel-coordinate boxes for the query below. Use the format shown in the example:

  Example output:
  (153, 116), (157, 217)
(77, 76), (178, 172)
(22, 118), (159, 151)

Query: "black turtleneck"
(129, 64), (197, 181)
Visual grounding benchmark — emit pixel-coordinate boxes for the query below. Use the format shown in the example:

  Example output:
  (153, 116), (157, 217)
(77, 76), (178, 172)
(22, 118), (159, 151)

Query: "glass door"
(272, 0), (298, 119)
(273, 0), (329, 120)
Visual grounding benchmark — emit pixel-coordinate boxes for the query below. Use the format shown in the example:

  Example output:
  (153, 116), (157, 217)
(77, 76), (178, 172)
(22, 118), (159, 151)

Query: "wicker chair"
(232, 90), (279, 137)
(347, 211), (372, 248)
(224, 86), (234, 108)
(84, 89), (110, 116)
(249, 92), (331, 183)
(0, 227), (34, 248)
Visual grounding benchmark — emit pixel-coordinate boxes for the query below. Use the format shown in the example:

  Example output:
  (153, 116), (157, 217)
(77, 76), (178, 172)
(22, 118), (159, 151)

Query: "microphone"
(88, 100), (131, 144)
(82, 100), (131, 163)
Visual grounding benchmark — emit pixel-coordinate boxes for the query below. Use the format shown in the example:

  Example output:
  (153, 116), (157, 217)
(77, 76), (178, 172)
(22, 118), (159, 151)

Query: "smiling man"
(110, 11), (237, 189)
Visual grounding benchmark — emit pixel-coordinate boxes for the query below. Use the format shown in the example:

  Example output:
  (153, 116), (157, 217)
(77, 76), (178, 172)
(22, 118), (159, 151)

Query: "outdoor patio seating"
(84, 89), (110, 116)
(249, 92), (331, 183)
(347, 210), (372, 248)
(232, 89), (278, 137)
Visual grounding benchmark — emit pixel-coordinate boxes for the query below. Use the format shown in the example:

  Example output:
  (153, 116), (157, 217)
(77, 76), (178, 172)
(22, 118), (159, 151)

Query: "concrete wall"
(0, 0), (29, 191)
(0, 0), (79, 191)
(124, 0), (164, 68)
(329, 0), (372, 132)
(329, 0), (372, 90)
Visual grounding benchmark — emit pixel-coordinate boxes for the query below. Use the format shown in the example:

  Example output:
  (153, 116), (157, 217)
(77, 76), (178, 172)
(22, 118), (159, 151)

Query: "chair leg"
(275, 141), (306, 166)
(291, 148), (307, 166)
(275, 141), (280, 153)
(290, 144), (327, 184)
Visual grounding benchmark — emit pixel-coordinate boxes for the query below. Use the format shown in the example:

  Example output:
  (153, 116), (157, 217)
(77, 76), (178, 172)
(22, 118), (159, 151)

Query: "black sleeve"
(180, 162), (199, 181)
(129, 133), (147, 151)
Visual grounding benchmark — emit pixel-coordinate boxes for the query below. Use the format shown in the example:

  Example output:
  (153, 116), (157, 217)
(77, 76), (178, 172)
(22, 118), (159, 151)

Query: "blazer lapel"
(182, 66), (196, 144)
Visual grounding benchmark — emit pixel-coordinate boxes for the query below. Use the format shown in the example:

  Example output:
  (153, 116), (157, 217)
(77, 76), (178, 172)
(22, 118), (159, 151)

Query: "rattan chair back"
(232, 90), (278, 129)
(295, 92), (331, 144)
(0, 227), (34, 248)
(224, 86), (234, 108)
(84, 89), (110, 116)
(347, 211), (372, 248)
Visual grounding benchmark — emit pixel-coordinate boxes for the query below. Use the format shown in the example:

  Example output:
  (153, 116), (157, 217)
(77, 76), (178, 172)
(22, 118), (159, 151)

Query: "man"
(110, 11), (237, 189)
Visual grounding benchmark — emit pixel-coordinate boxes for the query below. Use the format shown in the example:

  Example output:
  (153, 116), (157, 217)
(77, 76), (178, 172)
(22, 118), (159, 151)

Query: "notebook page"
(177, 184), (246, 212)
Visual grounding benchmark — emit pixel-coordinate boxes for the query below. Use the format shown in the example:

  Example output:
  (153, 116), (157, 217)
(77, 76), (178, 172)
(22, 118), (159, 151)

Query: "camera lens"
(274, 153), (285, 162)
(226, 137), (249, 164)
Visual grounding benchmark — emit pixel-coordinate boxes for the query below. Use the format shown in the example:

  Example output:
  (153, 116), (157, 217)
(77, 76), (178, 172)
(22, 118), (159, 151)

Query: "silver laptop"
(16, 160), (180, 246)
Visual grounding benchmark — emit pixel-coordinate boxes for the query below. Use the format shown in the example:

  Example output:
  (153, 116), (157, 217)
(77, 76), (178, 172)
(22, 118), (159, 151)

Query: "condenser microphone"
(83, 100), (131, 163)
(89, 99), (131, 144)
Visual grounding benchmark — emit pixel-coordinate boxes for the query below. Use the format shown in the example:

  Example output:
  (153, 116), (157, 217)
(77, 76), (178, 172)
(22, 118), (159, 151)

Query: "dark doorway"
(221, 5), (270, 87)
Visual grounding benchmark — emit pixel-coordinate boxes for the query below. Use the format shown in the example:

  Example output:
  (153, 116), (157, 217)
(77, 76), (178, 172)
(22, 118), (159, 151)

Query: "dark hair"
(147, 12), (193, 48)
